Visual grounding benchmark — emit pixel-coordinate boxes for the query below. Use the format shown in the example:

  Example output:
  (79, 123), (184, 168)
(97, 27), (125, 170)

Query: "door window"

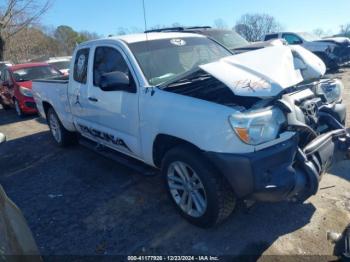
(282, 34), (303, 45)
(73, 48), (90, 84)
(93, 46), (135, 91)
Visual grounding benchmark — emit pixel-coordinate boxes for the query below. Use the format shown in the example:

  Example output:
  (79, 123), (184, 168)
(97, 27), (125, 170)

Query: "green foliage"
(3, 24), (100, 62)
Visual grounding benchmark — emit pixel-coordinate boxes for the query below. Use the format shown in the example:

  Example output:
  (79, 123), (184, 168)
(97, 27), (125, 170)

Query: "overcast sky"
(41, 0), (350, 36)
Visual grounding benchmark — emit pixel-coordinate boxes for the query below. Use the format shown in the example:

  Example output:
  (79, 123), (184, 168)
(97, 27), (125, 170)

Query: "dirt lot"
(1, 69), (350, 260)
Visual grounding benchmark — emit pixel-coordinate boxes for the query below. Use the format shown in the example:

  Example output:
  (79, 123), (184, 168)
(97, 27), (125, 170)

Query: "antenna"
(142, 0), (154, 91)
(142, 0), (148, 33)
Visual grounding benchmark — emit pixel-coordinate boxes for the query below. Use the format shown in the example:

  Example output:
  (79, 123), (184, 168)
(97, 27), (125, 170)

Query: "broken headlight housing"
(229, 107), (286, 145)
(316, 79), (343, 103)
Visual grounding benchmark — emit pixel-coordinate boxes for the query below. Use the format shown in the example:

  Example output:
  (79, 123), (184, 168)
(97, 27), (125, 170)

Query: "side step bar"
(79, 137), (158, 176)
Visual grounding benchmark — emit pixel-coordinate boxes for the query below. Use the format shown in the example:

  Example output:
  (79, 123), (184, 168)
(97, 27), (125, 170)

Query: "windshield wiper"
(161, 68), (211, 89)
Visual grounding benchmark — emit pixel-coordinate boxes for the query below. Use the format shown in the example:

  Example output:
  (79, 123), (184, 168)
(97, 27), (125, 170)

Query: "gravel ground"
(0, 68), (350, 260)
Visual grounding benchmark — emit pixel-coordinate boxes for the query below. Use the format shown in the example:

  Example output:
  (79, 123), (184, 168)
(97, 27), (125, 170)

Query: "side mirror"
(0, 133), (6, 144)
(99, 71), (130, 92)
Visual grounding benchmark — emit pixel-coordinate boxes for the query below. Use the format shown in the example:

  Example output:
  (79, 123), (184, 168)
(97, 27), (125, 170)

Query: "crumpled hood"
(316, 37), (350, 45)
(200, 45), (326, 97)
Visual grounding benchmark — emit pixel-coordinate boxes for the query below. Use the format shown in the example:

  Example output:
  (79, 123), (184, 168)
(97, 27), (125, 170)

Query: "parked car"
(33, 32), (350, 227)
(46, 57), (72, 75)
(264, 32), (350, 70)
(145, 26), (286, 53)
(0, 63), (62, 117)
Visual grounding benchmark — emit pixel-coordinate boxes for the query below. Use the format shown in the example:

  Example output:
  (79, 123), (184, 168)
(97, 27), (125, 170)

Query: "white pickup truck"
(32, 32), (350, 227)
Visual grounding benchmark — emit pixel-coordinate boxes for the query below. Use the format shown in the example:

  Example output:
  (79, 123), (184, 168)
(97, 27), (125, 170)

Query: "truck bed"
(32, 75), (75, 132)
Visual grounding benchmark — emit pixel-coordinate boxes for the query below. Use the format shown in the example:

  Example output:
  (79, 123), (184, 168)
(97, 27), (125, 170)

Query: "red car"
(0, 63), (62, 117)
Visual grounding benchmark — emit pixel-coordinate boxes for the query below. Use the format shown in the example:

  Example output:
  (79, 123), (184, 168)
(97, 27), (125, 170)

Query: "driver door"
(85, 44), (141, 158)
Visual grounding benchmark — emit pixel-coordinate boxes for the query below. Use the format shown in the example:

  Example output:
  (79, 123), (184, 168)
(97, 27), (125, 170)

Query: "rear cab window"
(73, 48), (90, 84)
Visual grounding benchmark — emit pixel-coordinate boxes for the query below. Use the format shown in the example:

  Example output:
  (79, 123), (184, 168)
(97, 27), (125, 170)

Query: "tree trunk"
(0, 36), (4, 61)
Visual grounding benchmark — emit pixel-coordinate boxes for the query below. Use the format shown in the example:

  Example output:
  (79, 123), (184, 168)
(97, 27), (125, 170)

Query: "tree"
(4, 26), (58, 62)
(213, 18), (228, 29)
(235, 13), (283, 42)
(3, 25), (101, 62)
(339, 24), (350, 37)
(116, 26), (142, 36)
(313, 28), (325, 38)
(78, 30), (100, 42)
(0, 0), (51, 59)
(54, 25), (80, 55)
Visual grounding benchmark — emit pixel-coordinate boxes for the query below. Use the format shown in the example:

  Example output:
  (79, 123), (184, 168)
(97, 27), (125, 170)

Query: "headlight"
(229, 107), (286, 145)
(19, 86), (33, 97)
(316, 79), (343, 103)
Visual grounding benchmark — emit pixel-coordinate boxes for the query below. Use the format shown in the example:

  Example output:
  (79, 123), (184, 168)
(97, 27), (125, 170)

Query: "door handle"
(88, 97), (98, 102)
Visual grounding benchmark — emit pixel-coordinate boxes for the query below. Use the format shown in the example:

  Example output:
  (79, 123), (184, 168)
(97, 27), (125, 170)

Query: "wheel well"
(42, 101), (52, 117)
(152, 134), (201, 168)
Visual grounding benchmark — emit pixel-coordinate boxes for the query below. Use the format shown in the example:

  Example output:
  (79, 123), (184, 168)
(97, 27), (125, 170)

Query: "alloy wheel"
(167, 161), (207, 218)
(49, 112), (62, 143)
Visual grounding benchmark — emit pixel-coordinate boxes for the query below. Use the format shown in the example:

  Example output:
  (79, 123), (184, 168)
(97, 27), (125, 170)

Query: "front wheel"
(47, 108), (77, 147)
(162, 145), (236, 228)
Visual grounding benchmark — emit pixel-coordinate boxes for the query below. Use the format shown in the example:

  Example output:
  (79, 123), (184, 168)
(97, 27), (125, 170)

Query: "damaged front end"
(262, 79), (350, 202)
(163, 45), (350, 203)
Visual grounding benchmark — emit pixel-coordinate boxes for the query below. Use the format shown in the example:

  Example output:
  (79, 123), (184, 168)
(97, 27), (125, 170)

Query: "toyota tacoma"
(32, 32), (350, 227)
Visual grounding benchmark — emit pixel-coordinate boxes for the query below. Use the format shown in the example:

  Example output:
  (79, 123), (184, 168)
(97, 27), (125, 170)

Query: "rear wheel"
(162, 145), (236, 228)
(47, 107), (77, 147)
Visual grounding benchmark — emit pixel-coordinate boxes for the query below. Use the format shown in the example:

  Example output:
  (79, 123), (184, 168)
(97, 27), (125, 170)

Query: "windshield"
(13, 66), (62, 82)
(49, 61), (71, 70)
(128, 37), (232, 85)
(203, 30), (249, 49)
(298, 32), (320, 41)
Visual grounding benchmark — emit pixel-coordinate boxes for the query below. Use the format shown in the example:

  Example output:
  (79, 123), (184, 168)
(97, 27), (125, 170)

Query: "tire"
(14, 99), (24, 117)
(162, 145), (236, 228)
(47, 107), (77, 147)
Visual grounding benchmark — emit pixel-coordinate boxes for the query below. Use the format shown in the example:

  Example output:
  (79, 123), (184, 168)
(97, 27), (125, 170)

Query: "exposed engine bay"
(162, 44), (347, 151)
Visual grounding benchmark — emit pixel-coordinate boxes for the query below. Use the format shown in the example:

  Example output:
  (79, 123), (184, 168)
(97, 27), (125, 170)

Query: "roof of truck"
(108, 32), (205, 44)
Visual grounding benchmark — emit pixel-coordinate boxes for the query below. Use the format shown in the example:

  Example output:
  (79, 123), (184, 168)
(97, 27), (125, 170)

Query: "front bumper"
(205, 128), (350, 203)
